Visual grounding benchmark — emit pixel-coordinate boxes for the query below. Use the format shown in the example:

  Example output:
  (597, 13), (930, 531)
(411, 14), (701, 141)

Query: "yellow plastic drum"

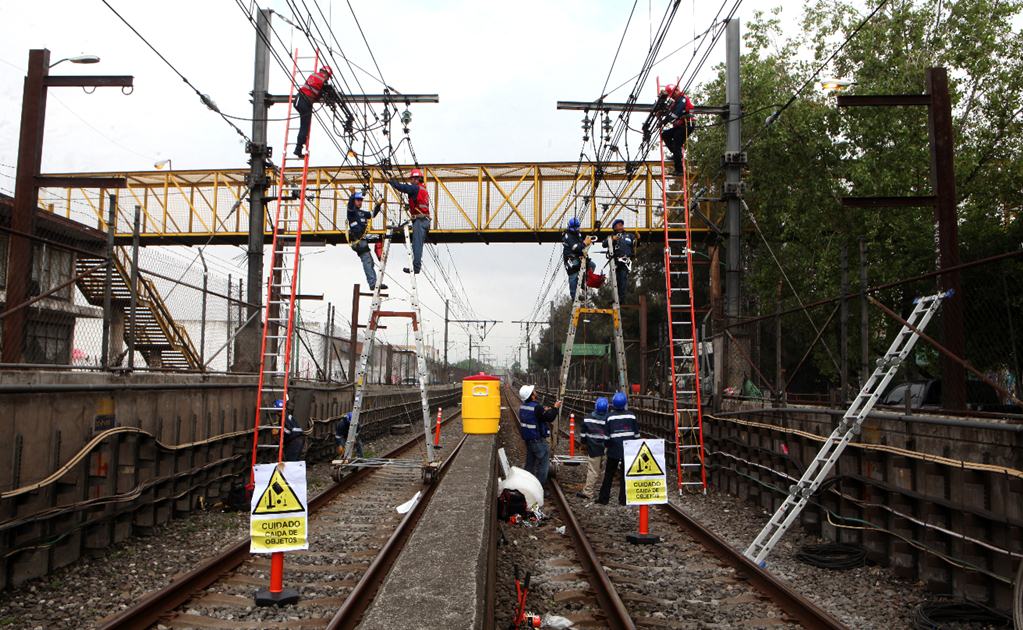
(461, 372), (501, 434)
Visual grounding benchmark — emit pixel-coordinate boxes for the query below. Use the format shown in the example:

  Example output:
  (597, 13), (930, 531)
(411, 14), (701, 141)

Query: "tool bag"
(497, 489), (529, 521)
(585, 268), (605, 288)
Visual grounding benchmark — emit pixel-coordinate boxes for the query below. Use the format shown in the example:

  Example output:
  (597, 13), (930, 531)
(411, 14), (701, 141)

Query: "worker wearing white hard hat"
(516, 384), (561, 485)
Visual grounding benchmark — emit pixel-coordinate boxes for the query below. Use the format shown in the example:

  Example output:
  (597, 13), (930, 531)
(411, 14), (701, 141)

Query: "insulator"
(401, 109), (412, 125)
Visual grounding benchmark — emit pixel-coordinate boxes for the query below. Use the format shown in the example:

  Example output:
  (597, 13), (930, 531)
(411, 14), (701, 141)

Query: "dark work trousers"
(294, 92), (313, 155)
(597, 457), (626, 505)
(661, 125), (689, 173)
(283, 436), (305, 462)
(615, 261), (629, 305)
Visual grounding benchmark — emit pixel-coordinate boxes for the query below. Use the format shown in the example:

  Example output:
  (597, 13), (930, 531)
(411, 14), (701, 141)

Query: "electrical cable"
(794, 543), (867, 570)
(911, 600), (1011, 629)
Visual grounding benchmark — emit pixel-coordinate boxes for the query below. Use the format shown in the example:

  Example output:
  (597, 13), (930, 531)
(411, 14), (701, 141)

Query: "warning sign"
(250, 462), (308, 553)
(623, 439), (667, 506)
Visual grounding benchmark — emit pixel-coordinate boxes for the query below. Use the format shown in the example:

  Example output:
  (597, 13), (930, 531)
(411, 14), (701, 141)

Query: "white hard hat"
(518, 385), (535, 402)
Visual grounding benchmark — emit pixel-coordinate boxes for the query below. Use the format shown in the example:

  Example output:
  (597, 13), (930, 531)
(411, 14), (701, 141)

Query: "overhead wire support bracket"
(267, 93), (439, 105)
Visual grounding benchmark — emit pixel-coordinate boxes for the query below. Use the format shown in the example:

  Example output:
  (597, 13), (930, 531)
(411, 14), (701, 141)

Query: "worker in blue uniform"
(517, 384), (562, 485)
(578, 396), (609, 499)
(347, 191), (387, 291)
(334, 412), (365, 459)
(275, 398), (305, 461)
(597, 392), (640, 505)
(563, 217), (595, 299)
(609, 218), (636, 304)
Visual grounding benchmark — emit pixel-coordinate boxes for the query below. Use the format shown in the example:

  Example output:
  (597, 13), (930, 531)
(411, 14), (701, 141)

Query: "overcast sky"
(0, 0), (777, 367)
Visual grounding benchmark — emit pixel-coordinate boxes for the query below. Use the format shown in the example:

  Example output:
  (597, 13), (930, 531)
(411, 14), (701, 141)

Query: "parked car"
(880, 379), (1018, 412)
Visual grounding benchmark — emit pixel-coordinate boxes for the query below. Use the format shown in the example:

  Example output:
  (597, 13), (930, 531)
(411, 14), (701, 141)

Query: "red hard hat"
(320, 65), (333, 77)
(410, 168), (424, 179)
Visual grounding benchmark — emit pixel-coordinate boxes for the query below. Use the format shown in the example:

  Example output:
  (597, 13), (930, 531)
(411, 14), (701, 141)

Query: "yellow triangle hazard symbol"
(626, 442), (664, 477)
(253, 466), (306, 515)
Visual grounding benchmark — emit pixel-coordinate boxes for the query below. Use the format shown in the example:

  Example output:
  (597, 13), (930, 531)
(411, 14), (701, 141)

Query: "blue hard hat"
(343, 412), (352, 421)
(611, 392), (628, 409)
(595, 397), (609, 414)
(274, 399), (284, 409)
(567, 217), (581, 231)
(611, 218), (625, 229)
(351, 191), (364, 200)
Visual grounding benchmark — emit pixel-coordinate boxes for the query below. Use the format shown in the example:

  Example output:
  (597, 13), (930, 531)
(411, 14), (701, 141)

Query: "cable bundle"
(794, 542), (867, 570)
(911, 599), (1011, 629)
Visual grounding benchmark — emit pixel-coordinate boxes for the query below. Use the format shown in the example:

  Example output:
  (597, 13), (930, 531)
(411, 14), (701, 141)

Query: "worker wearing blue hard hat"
(577, 396), (610, 499)
(562, 217), (596, 299)
(597, 392), (639, 505)
(609, 218), (636, 305)
(334, 412), (365, 459)
(272, 398), (305, 461)
(347, 190), (386, 291)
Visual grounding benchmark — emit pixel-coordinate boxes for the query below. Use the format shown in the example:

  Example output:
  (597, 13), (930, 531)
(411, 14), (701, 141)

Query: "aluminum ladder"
(554, 240), (628, 449)
(657, 107), (706, 493)
(744, 290), (950, 566)
(248, 48), (318, 481)
(343, 221), (436, 467)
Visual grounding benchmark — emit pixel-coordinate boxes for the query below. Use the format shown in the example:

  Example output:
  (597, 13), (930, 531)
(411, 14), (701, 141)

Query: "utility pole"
(721, 18), (745, 391)
(512, 319), (547, 371)
(236, 7), (272, 373)
(443, 299), (449, 379)
(4, 49), (130, 364)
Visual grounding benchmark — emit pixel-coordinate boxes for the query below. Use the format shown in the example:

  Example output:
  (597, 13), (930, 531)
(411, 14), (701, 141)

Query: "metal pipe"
(714, 405), (1023, 433)
(127, 205), (141, 370)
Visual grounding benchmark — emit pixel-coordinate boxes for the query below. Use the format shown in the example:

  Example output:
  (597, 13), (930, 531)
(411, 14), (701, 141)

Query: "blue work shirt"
(611, 232), (636, 258)
(580, 410), (608, 457)
(604, 411), (639, 459)
(518, 400), (557, 441)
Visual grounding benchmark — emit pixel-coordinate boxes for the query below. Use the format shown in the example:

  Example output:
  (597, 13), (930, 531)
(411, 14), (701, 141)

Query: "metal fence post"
(127, 205), (141, 370)
(100, 194), (116, 369)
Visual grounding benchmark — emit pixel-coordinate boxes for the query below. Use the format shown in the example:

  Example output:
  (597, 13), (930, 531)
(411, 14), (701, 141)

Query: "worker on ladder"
(334, 412), (364, 459)
(387, 169), (430, 274)
(656, 85), (695, 175)
(294, 65), (336, 159)
(597, 392), (639, 505)
(563, 217), (595, 299)
(609, 218), (636, 305)
(347, 191), (387, 291)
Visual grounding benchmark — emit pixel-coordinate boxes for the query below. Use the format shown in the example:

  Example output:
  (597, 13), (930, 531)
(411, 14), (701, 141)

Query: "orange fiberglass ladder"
(657, 79), (707, 493)
(246, 49), (320, 607)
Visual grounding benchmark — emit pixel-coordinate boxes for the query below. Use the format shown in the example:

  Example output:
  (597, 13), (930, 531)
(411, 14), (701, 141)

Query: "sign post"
(623, 438), (667, 544)
(250, 461), (308, 605)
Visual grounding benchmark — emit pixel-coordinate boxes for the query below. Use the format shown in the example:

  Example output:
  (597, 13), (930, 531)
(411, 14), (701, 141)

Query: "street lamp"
(154, 159), (173, 170)
(49, 54), (101, 68)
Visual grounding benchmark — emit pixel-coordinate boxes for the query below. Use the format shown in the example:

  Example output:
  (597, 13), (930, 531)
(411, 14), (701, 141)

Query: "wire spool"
(794, 543), (867, 570)
(912, 599), (1011, 629)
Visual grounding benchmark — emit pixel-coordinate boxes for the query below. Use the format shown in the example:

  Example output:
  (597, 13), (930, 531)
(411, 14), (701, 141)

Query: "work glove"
(583, 236), (594, 246)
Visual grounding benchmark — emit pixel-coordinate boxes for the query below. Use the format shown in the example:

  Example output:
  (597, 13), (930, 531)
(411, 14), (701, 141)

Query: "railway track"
(98, 409), (465, 630)
(500, 386), (847, 629)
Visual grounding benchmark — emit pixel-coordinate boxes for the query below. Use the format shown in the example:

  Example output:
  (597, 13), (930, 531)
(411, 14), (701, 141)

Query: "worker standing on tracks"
(387, 169), (430, 274)
(609, 218), (636, 304)
(294, 65), (335, 159)
(563, 217), (595, 299)
(347, 191), (387, 291)
(517, 385), (562, 485)
(276, 399), (305, 461)
(597, 392), (639, 505)
(658, 85), (695, 175)
(334, 412), (365, 459)
(578, 396), (609, 500)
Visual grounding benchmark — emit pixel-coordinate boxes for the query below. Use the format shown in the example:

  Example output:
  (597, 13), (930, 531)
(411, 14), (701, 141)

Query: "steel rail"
(97, 409), (462, 630)
(502, 386), (636, 629)
(548, 479), (637, 630)
(657, 503), (847, 629)
(326, 433), (468, 629)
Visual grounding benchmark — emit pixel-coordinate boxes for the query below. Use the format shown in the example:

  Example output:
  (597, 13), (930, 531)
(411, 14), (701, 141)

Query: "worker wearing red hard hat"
(658, 84), (695, 175)
(387, 168), (431, 274)
(293, 65), (336, 159)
